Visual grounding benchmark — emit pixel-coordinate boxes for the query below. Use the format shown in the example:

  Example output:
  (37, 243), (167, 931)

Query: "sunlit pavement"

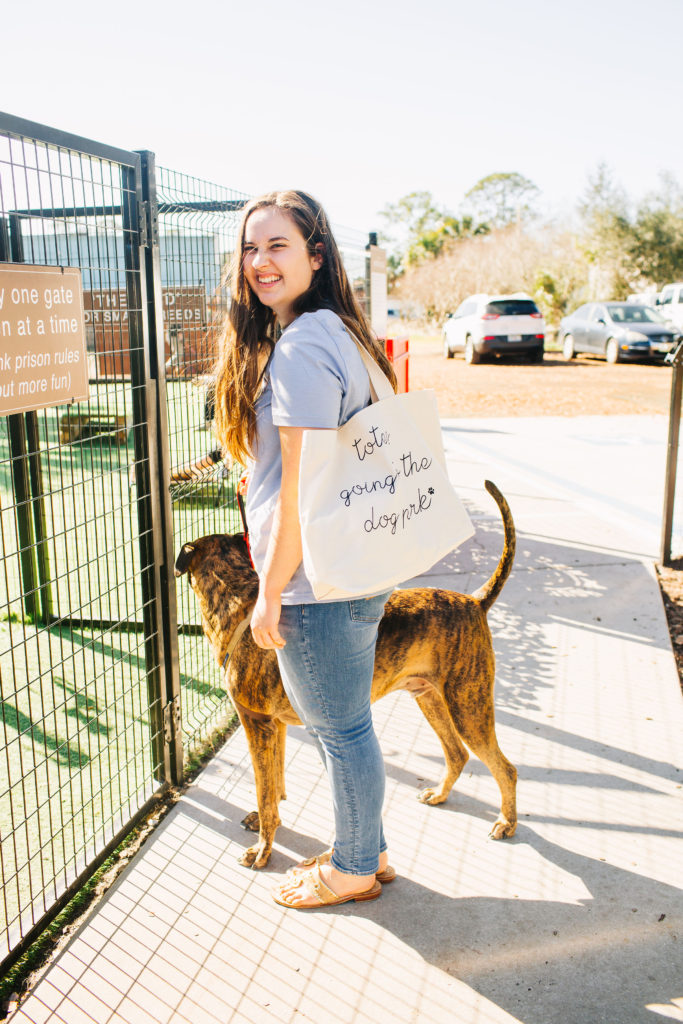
(441, 414), (679, 561)
(12, 415), (683, 1024)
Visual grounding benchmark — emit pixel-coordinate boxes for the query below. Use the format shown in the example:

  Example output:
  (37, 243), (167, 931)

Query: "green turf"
(0, 618), (228, 954)
(0, 378), (243, 957)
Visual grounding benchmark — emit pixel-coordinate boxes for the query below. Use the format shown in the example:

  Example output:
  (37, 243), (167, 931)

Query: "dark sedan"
(560, 303), (678, 363)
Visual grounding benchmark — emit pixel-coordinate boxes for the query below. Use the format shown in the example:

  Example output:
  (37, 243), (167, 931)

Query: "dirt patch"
(409, 338), (682, 694)
(409, 346), (671, 418)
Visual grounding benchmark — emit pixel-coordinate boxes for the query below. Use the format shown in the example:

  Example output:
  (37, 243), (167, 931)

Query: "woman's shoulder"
(282, 308), (346, 345)
(274, 309), (359, 370)
(270, 309), (371, 421)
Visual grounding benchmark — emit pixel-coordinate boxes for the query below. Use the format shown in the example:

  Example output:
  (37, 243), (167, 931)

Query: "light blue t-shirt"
(246, 308), (372, 604)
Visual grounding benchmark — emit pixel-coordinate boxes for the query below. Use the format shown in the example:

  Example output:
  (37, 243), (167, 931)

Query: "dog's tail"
(470, 480), (516, 613)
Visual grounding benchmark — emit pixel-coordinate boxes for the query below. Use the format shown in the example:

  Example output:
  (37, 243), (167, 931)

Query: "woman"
(214, 190), (397, 909)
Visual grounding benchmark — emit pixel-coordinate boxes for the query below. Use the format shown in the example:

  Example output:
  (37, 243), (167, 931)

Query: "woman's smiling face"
(242, 207), (322, 326)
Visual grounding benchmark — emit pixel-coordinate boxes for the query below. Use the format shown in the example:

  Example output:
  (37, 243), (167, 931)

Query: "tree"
(533, 242), (587, 328)
(578, 162), (629, 223)
(378, 191), (445, 258)
(395, 224), (583, 325)
(404, 215), (489, 265)
(379, 192), (488, 279)
(628, 173), (683, 285)
(463, 172), (541, 228)
(578, 164), (635, 298)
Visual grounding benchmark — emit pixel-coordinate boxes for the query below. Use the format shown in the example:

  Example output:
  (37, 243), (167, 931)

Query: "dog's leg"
(237, 714), (284, 868)
(451, 701), (517, 839)
(415, 690), (469, 805)
(275, 718), (287, 804)
(241, 719), (287, 835)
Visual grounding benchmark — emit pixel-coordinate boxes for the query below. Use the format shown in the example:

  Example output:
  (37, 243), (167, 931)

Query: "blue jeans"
(276, 592), (391, 876)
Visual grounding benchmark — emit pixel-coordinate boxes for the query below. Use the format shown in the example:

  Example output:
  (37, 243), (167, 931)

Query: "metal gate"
(0, 113), (248, 969)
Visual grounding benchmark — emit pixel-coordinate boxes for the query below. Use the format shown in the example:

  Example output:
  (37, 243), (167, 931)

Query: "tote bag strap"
(348, 334), (395, 403)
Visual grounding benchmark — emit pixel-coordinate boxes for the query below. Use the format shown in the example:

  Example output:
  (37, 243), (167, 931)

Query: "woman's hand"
(251, 589), (286, 650)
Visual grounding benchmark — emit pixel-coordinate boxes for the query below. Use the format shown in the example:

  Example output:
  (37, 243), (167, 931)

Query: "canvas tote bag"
(298, 340), (474, 600)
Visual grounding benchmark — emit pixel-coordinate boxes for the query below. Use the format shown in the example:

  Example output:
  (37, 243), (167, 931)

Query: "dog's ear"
(174, 543), (196, 577)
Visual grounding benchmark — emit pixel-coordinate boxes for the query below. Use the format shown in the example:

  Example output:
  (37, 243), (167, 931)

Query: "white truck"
(656, 283), (683, 329)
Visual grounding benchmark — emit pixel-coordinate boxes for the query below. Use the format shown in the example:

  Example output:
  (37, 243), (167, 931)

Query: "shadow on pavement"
(368, 825), (682, 1024)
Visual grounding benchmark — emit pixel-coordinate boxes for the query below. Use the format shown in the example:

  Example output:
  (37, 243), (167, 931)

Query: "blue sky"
(3, 0), (682, 233)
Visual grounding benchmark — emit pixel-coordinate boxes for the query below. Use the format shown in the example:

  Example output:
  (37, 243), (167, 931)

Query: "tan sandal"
(272, 863), (382, 910)
(289, 848), (397, 884)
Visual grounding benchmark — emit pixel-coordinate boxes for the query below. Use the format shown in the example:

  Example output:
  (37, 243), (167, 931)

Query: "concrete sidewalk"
(11, 416), (683, 1024)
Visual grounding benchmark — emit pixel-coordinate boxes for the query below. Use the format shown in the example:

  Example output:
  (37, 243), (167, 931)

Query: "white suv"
(656, 283), (683, 329)
(443, 293), (545, 364)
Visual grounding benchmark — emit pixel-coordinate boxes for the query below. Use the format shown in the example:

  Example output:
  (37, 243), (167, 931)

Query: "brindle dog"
(175, 479), (517, 869)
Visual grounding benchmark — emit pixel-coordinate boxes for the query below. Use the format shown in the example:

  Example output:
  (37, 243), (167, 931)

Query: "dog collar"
(221, 613), (253, 672)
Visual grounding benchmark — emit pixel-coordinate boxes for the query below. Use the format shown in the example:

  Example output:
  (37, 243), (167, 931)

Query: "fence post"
(661, 345), (683, 566)
(137, 150), (184, 786)
(25, 412), (53, 623)
(121, 162), (172, 784)
(7, 416), (38, 621)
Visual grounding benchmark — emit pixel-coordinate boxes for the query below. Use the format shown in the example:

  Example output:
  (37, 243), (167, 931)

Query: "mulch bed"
(655, 561), (683, 696)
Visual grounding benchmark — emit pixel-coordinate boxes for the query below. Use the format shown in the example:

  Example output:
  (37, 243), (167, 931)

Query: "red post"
(385, 336), (409, 393)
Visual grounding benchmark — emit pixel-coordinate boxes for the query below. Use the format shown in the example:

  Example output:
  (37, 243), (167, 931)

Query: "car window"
(608, 304), (666, 324)
(677, 288), (683, 303)
(460, 301), (477, 316)
(591, 306), (607, 322)
(661, 290), (673, 304)
(485, 299), (539, 316)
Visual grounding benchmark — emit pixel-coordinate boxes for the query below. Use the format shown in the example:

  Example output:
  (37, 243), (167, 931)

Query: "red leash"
(236, 474), (255, 569)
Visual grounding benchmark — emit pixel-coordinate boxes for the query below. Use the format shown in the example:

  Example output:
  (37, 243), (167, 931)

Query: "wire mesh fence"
(154, 165), (249, 751)
(0, 121), (166, 965)
(0, 113), (376, 971)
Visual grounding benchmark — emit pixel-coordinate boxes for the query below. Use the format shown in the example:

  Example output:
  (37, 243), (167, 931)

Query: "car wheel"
(443, 334), (454, 359)
(464, 336), (480, 365)
(563, 334), (575, 360)
(605, 338), (620, 364)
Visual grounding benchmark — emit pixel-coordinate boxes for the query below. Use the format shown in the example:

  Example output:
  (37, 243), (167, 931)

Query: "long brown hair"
(214, 190), (396, 463)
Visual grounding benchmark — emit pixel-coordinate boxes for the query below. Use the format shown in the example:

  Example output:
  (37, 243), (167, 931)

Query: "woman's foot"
(273, 862), (380, 909)
(289, 847), (394, 882)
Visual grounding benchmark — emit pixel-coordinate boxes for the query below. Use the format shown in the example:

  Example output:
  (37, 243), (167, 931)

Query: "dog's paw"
(417, 786), (448, 805)
(241, 810), (260, 832)
(238, 843), (271, 869)
(489, 818), (517, 840)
